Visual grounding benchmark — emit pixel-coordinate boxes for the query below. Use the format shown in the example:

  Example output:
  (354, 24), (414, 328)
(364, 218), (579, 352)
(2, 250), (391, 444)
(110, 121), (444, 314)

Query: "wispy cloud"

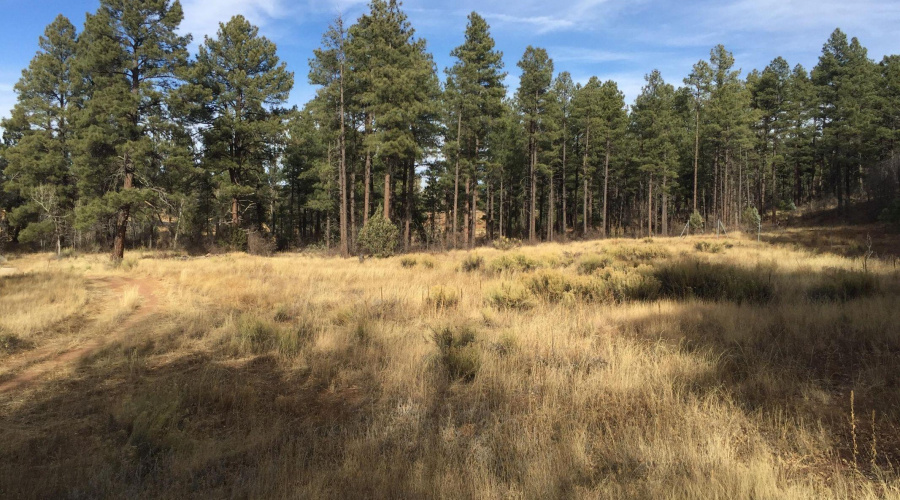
(551, 47), (639, 63)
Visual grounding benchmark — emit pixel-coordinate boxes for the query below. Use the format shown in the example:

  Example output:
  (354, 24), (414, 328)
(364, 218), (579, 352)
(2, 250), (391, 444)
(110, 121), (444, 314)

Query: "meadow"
(1, 228), (899, 498)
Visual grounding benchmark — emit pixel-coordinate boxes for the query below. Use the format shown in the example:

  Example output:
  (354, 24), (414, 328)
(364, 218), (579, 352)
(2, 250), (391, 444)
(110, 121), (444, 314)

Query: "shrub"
(426, 286), (459, 310)
(0, 331), (33, 354)
(399, 256), (417, 268)
(489, 254), (540, 274)
(694, 241), (723, 253)
(492, 236), (522, 250)
(525, 270), (596, 304)
(610, 245), (670, 263)
(460, 254), (484, 272)
(741, 206), (761, 232)
(432, 325), (480, 382)
(357, 207), (399, 257)
(879, 198), (900, 226)
(420, 257), (436, 269)
(689, 211), (704, 232)
(248, 231), (276, 256)
(486, 282), (534, 310)
(577, 254), (612, 275)
(807, 269), (880, 302)
(653, 260), (774, 304)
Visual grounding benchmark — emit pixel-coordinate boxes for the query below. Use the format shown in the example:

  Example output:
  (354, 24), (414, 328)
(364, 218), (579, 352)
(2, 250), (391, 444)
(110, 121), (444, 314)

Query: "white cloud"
(472, 0), (637, 34)
(179, 0), (367, 43)
(0, 82), (16, 121)
(551, 47), (638, 63)
(180, 0), (289, 42)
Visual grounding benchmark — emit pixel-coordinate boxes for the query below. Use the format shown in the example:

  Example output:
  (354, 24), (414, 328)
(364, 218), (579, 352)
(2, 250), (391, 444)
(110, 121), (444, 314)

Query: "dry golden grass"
(1, 230), (900, 498)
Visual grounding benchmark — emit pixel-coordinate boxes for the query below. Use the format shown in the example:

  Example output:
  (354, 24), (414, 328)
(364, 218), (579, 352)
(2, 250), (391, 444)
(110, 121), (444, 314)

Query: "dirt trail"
(0, 275), (163, 393)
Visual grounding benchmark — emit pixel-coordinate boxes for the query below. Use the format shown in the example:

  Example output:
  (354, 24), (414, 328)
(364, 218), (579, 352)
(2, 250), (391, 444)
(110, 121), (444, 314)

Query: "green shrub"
(426, 286), (459, 310)
(489, 254), (540, 274)
(807, 269), (880, 302)
(432, 325), (480, 382)
(879, 199), (900, 226)
(492, 236), (522, 250)
(576, 254), (612, 275)
(741, 206), (761, 232)
(460, 254), (484, 272)
(610, 245), (670, 263)
(399, 256), (417, 268)
(653, 260), (774, 304)
(689, 211), (705, 232)
(0, 331), (33, 354)
(694, 241), (723, 253)
(358, 208), (399, 257)
(420, 257), (436, 269)
(486, 282), (534, 310)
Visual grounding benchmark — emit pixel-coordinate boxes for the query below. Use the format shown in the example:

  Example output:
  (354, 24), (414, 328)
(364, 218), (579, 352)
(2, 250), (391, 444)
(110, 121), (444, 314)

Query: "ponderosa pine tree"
(685, 60), (712, 213)
(813, 29), (879, 213)
(516, 46), (553, 242)
(2, 15), (79, 254)
(553, 72), (575, 236)
(571, 76), (602, 234)
(595, 80), (627, 236)
(191, 15), (293, 247)
(445, 12), (506, 247)
(348, 0), (437, 232)
(632, 70), (679, 235)
(310, 15), (350, 256)
(74, 0), (190, 261)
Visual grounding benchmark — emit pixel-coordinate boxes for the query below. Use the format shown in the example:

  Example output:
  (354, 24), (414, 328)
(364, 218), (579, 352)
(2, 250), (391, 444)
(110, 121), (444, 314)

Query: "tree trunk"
(647, 173), (653, 236)
(582, 127), (590, 235)
(693, 106), (700, 212)
(112, 154), (134, 261)
(383, 162), (391, 220)
(339, 50), (348, 257)
(453, 112), (461, 247)
(529, 128), (537, 242)
(602, 137), (610, 237)
(363, 113), (372, 225)
(404, 159), (413, 250)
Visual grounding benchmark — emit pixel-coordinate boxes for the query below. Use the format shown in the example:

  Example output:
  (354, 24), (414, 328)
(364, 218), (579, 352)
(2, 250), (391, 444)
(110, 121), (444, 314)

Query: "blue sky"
(1, 0), (899, 120)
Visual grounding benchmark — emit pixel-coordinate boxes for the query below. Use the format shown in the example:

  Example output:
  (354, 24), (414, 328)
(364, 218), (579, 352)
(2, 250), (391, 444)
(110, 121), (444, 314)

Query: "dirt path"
(0, 275), (163, 393)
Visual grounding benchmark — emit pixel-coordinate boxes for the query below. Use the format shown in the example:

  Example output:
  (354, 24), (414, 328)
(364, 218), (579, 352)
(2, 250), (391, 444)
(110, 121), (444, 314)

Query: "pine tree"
(2, 15), (79, 254)
(684, 60), (712, 212)
(191, 15), (292, 247)
(310, 16), (349, 256)
(596, 80), (627, 236)
(73, 0), (190, 261)
(445, 12), (506, 247)
(632, 70), (679, 235)
(516, 46), (553, 242)
(552, 72), (575, 236)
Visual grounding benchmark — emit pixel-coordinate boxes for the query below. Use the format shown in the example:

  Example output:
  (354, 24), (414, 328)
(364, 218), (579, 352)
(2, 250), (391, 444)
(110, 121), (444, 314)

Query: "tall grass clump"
(488, 253), (540, 274)
(426, 285), (459, 310)
(576, 254), (612, 275)
(653, 259), (774, 304)
(808, 268), (880, 302)
(431, 325), (480, 382)
(460, 254), (484, 272)
(486, 282), (534, 310)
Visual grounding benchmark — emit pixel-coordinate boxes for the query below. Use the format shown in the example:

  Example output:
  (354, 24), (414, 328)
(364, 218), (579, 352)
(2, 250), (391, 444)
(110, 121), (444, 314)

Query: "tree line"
(1, 0), (898, 259)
